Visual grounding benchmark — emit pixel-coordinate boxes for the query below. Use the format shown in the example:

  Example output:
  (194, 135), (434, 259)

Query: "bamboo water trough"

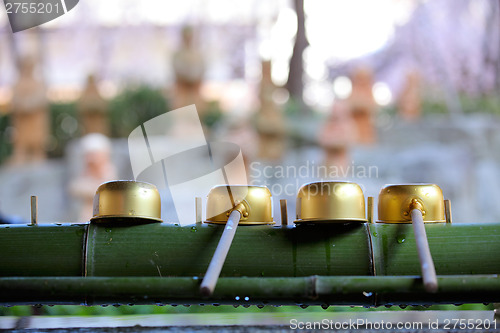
(1, 221), (499, 306)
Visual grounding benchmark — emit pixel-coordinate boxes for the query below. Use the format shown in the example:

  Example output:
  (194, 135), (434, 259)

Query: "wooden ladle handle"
(200, 210), (242, 296)
(411, 209), (438, 293)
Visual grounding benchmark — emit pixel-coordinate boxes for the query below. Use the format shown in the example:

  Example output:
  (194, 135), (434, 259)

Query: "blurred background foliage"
(0, 85), (172, 161)
(48, 102), (79, 158)
(3, 89), (500, 163)
(108, 85), (170, 138)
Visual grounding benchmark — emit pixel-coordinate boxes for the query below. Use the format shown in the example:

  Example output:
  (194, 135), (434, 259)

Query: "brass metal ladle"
(378, 184), (447, 293)
(200, 185), (274, 296)
(294, 181), (368, 224)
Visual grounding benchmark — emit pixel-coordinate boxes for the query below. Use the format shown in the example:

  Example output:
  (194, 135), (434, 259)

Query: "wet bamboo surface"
(0, 222), (499, 305)
(0, 224), (85, 276)
(1, 222), (499, 277)
(0, 275), (499, 306)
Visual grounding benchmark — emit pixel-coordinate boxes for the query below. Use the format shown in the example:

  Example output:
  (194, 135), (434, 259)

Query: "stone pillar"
(78, 75), (109, 136)
(256, 61), (286, 162)
(398, 70), (422, 122)
(318, 100), (357, 171)
(172, 26), (205, 112)
(347, 67), (377, 145)
(10, 57), (49, 164)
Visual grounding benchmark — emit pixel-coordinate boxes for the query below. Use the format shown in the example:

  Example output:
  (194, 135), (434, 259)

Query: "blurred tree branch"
(286, 0), (309, 113)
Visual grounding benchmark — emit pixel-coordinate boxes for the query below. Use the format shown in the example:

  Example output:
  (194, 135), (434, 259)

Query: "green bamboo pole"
(1, 223), (500, 279)
(1, 275), (499, 306)
(0, 224), (86, 276)
(85, 223), (372, 278)
(370, 223), (500, 276)
(0, 276), (314, 306)
(316, 275), (500, 303)
(316, 274), (500, 306)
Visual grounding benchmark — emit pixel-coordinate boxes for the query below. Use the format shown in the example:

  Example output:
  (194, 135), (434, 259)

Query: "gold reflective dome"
(205, 185), (274, 225)
(91, 180), (162, 223)
(295, 181), (367, 224)
(377, 184), (445, 223)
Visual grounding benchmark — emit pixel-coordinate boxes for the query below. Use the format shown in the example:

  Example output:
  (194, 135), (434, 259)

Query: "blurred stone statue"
(69, 133), (116, 222)
(255, 61), (286, 161)
(10, 57), (49, 164)
(347, 67), (377, 145)
(398, 70), (422, 122)
(318, 100), (357, 171)
(172, 26), (205, 112)
(78, 75), (109, 135)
